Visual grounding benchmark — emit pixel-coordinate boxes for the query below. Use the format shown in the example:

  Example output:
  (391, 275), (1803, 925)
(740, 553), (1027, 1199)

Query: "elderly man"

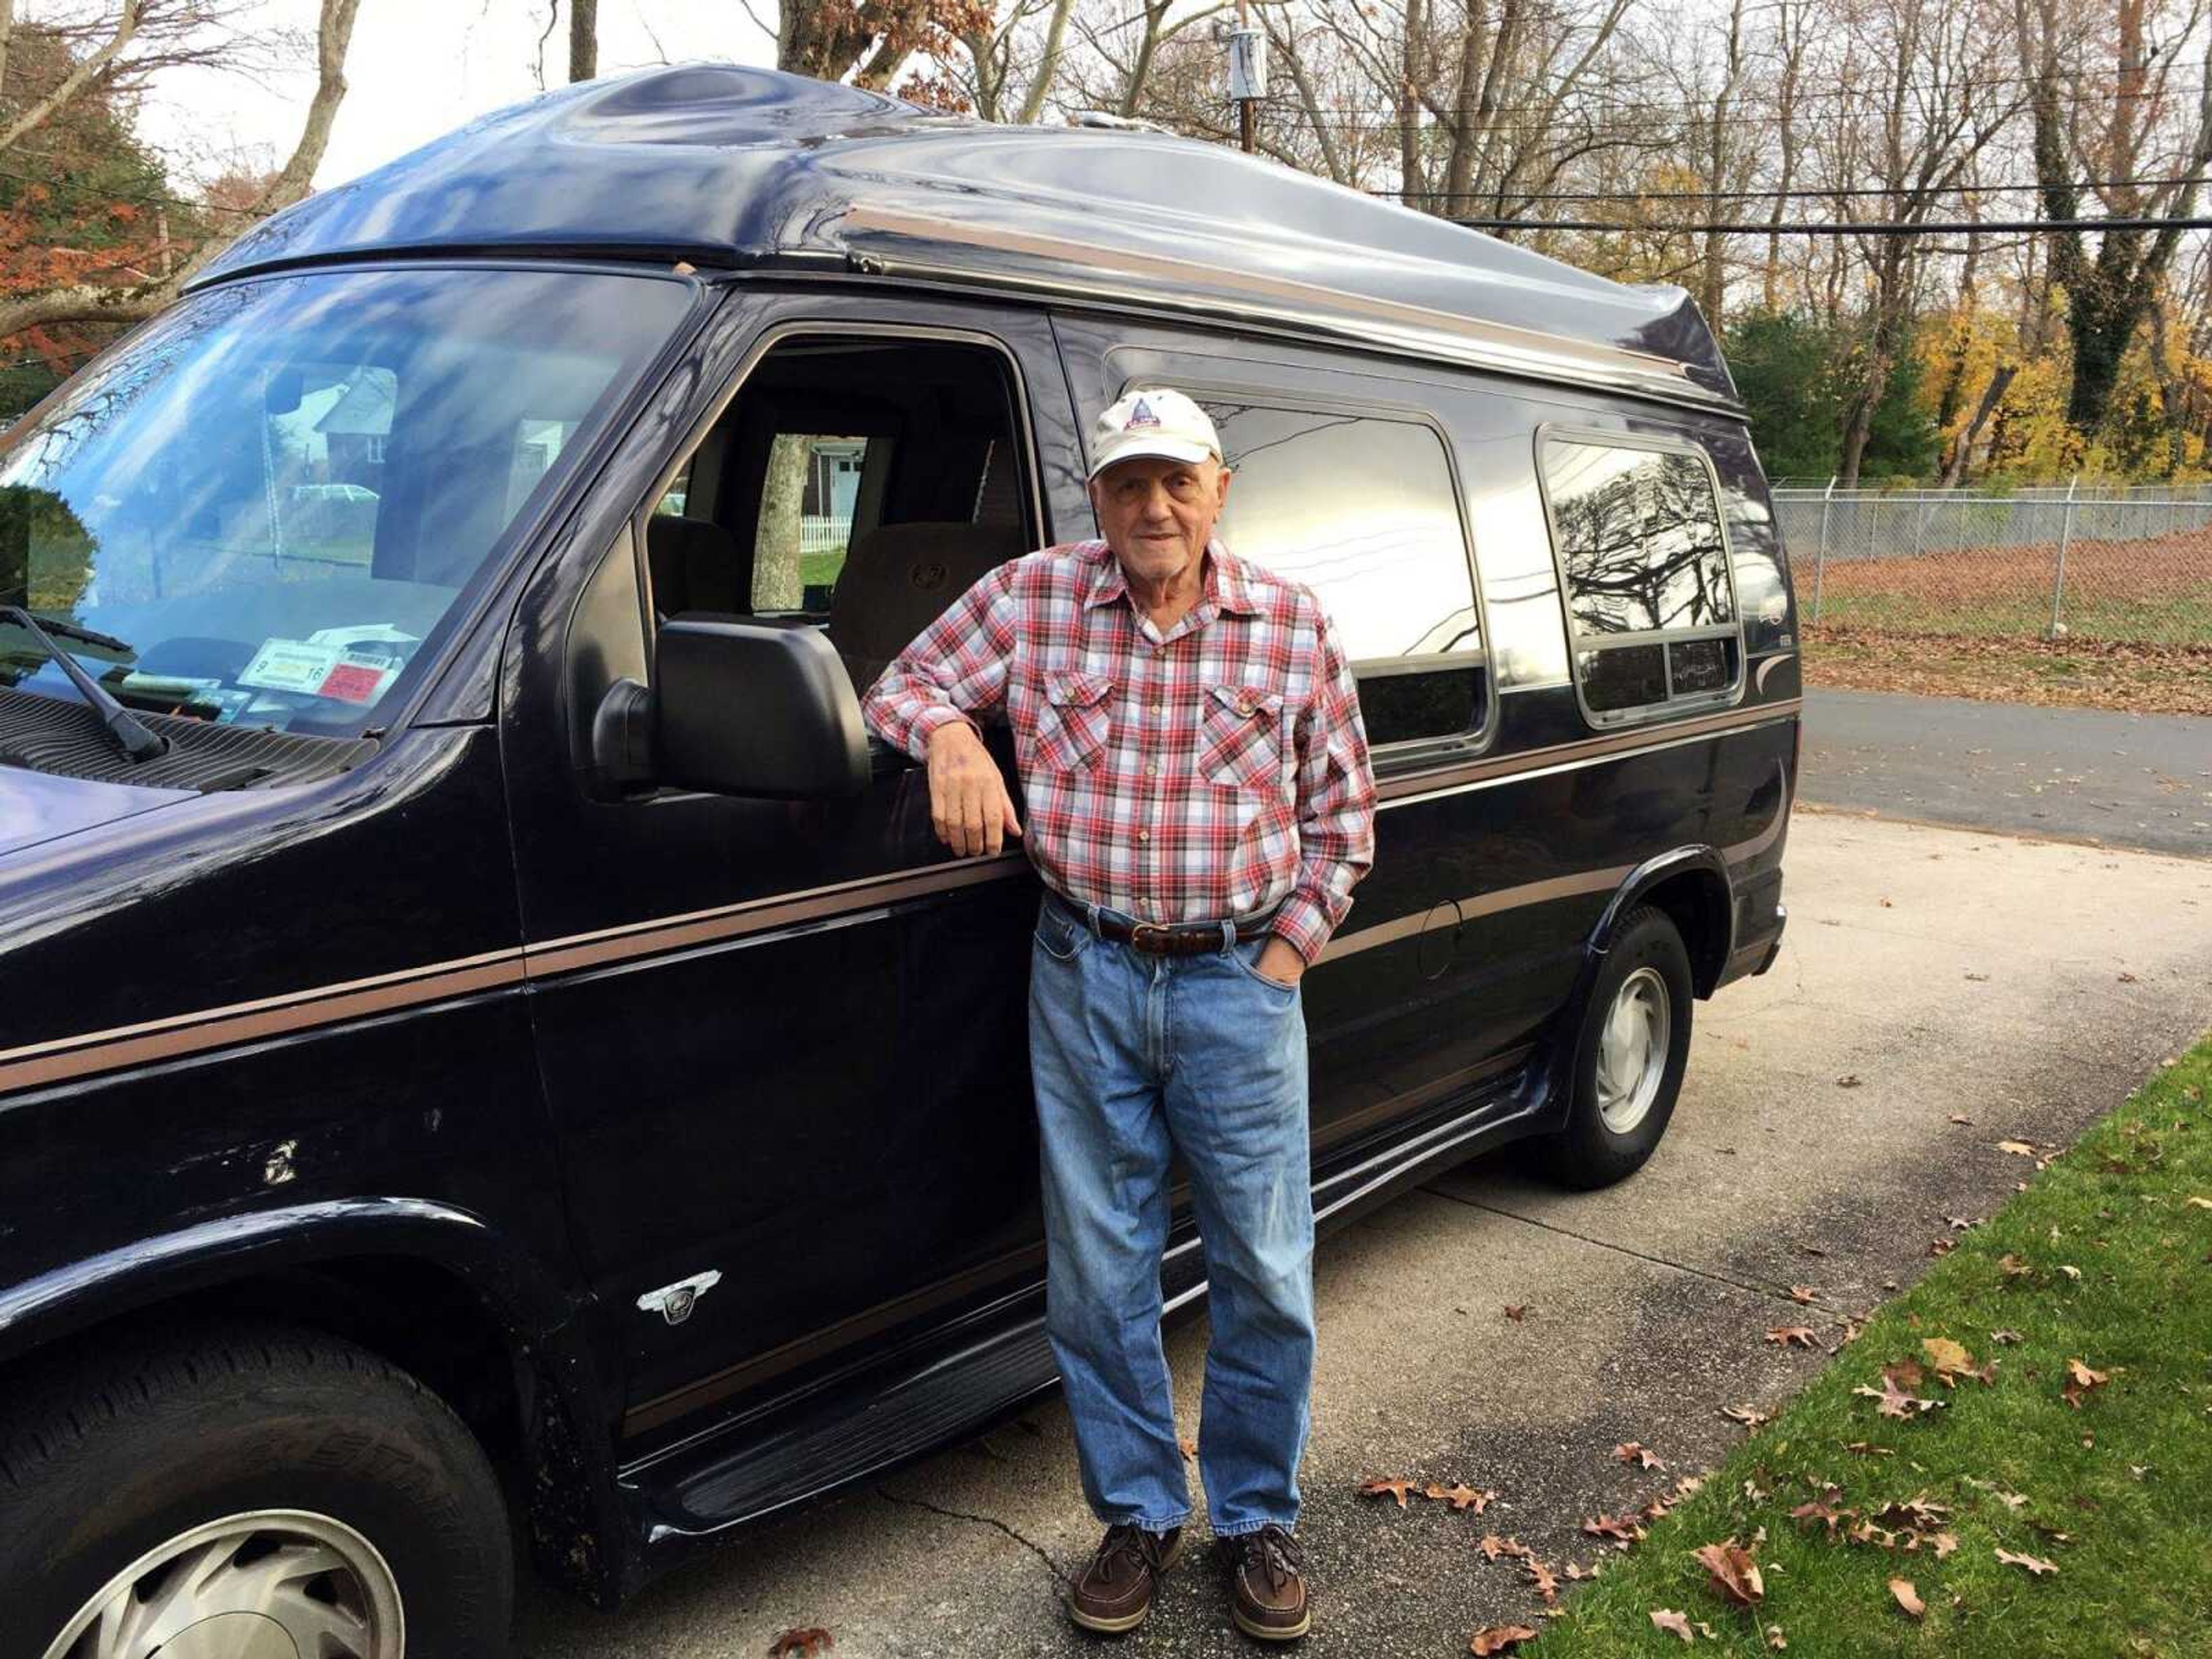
(861, 388), (1375, 1641)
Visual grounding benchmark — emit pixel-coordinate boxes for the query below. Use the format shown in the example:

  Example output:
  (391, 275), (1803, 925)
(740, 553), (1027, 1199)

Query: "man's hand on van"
(926, 721), (1022, 858)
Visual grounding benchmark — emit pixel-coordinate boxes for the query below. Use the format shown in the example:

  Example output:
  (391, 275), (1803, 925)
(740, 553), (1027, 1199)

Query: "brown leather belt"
(1047, 891), (1276, 956)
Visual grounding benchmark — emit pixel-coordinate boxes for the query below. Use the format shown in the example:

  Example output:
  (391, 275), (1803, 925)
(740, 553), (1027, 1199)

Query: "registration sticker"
(316, 658), (399, 705)
(238, 638), (343, 694)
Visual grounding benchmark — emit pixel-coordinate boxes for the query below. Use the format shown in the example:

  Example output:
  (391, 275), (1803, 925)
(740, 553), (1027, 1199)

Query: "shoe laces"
(1241, 1524), (1302, 1592)
(1099, 1522), (1171, 1581)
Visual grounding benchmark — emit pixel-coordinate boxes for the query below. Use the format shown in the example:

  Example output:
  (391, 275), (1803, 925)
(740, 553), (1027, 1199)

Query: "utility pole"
(1226, 0), (1264, 154)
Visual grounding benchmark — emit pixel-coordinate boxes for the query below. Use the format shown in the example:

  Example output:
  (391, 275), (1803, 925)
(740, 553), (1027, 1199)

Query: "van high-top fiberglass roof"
(191, 66), (1738, 415)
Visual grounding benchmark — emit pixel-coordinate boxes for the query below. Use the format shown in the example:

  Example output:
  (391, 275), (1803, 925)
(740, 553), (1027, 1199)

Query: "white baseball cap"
(1086, 387), (1223, 479)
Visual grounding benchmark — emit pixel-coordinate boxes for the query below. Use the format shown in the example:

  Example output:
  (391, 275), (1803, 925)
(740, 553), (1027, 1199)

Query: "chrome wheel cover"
(1595, 965), (1671, 1136)
(41, 1509), (403, 1659)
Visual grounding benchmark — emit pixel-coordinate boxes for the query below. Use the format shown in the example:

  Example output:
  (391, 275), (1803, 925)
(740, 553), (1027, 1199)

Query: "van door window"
(644, 335), (1037, 698)
(1537, 434), (1744, 725)
(1194, 400), (1483, 747)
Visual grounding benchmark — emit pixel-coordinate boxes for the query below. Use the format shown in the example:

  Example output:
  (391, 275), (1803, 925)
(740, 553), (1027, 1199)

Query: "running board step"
(631, 1315), (1065, 1541)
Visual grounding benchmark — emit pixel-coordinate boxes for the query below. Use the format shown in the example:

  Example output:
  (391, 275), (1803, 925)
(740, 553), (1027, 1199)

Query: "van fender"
(1536, 847), (1735, 1127)
(1586, 844), (1736, 993)
(0, 1195), (628, 1605)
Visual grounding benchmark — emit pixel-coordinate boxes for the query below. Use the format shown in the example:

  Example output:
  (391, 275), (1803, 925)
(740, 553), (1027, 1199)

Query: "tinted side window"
(1540, 436), (1742, 724)
(1198, 400), (1481, 744)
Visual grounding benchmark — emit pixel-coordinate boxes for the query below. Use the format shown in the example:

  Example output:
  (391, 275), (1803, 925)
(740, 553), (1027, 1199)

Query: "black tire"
(1533, 904), (1695, 1190)
(0, 1318), (514, 1659)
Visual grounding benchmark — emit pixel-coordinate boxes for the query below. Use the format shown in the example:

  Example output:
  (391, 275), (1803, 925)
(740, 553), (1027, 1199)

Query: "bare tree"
(0, 0), (361, 340)
(959, 0), (1076, 122)
(2018, 0), (2212, 436)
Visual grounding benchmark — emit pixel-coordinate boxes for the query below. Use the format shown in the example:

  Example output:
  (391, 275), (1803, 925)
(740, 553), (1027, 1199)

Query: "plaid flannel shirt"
(861, 537), (1376, 964)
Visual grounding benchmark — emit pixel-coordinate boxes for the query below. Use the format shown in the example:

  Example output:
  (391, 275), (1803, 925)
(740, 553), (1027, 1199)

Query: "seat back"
(646, 516), (744, 618)
(830, 520), (1029, 693)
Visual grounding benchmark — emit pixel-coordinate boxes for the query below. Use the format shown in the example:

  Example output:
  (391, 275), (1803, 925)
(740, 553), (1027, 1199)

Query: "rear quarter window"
(1537, 432), (1744, 728)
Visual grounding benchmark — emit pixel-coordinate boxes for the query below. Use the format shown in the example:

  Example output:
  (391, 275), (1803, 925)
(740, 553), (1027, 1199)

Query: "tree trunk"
(569, 0), (597, 82)
(1941, 363), (2015, 486)
(753, 434), (810, 611)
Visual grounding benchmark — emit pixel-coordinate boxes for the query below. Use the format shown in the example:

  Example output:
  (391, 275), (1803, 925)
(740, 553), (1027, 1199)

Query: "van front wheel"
(1535, 906), (1694, 1190)
(4, 1319), (513, 1659)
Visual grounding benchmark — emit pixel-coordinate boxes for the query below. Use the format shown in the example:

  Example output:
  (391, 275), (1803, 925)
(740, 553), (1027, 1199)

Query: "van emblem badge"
(1127, 397), (1158, 429)
(911, 561), (948, 592)
(638, 1270), (722, 1327)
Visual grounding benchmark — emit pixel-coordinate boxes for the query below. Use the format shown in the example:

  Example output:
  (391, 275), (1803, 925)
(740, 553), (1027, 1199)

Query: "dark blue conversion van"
(0, 67), (1796, 1655)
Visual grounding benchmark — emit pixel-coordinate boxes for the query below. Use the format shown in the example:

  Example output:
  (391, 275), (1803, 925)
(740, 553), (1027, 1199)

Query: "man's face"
(1088, 454), (1231, 589)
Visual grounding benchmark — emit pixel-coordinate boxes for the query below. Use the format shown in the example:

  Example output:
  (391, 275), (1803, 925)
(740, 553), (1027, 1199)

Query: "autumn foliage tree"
(0, 0), (359, 415)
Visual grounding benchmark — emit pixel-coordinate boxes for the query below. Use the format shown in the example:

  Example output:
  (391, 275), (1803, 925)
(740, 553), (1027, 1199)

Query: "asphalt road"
(1801, 687), (2212, 856)
(512, 810), (2212, 1658)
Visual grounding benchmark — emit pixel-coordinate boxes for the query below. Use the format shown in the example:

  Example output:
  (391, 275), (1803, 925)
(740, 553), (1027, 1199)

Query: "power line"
(1258, 69), (2210, 123)
(1387, 175), (2211, 203)
(1451, 214), (2212, 234)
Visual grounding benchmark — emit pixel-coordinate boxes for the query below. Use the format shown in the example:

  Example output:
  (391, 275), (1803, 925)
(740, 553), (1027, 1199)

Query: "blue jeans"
(1029, 895), (1316, 1539)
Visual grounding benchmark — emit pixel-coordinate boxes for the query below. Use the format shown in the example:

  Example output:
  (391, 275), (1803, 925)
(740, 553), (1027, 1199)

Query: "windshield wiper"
(0, 605), (167, 762)
(7, 611), (137, 657)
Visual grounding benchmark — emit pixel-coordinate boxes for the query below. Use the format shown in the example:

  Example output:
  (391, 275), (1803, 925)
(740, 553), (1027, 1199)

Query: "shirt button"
(1144, 760), (1158, 775)
(1152, 703), (1164, 715)
(1137, 830), (1150, 843)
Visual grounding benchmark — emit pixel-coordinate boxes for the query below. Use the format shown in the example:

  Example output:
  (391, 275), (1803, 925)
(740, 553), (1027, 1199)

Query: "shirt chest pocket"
(1197, 681), (1287, 790)
(1031, 669), (1116, 772)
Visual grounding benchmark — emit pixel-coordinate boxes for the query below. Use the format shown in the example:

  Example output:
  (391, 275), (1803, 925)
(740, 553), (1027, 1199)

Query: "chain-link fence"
(1771, 483), (2212, 645)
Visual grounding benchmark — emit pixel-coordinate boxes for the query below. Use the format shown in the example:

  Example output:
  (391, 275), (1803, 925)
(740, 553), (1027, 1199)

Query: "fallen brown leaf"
(1933, 1532), (1959, 1558)
(1923, 1337), (1975, 1380)
(1996, 1547), (2059, 1576)
(1692, 1540), (1764, 1605)
(767, 1631), (834, 1659)
(1359, 1476), (1417, 1508)
(1615, 1441), (1666, 1469)
(1997, 1139), (2040, 1157)
(1426, 1482), (1498, 1513)
(1179, 1436), (1196, 1460)
(1503, 1304), (1528, 1321)
(1766, 1624), (1789, 1649)
(1790, 1285), (1819, 1303)
(2062, 1357), (2111, 1408)
(1949, 1112), (1975, 1124)
(1890, 1578), (1925, 1619)
(1854, 1374), (1946, 1419)
(1767, 1325), (1820, 1349)
(1470, 1627), (1541, 1656)
(1721, 1403), (1770, 1430)
(1836, 1074), (1863, 1089)
(1478, 1533), (1529, 1562)
(1523, 1556), (1560, 1604)
(1582, 1512), (1646, 1546)
(1650, 1607), (1695, 1642)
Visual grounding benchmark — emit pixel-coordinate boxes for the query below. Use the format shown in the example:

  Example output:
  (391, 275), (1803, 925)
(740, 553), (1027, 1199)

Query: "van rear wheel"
(1535, 906), (1694, 1190)
(3, 1319), (513, 1659)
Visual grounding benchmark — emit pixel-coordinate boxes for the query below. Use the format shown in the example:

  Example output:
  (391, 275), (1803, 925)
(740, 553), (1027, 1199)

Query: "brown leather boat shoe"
(1228, 1524), (1310, 1641)
(1067, 1522), (1184, 1634)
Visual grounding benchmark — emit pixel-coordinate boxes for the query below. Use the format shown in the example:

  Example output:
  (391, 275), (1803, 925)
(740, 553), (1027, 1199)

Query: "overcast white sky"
(132, 1), (780, 193)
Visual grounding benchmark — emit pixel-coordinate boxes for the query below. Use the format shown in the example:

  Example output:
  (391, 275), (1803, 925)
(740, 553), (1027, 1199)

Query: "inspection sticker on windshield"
(238, 638), (343, 695)
(317, 657), (399, 704)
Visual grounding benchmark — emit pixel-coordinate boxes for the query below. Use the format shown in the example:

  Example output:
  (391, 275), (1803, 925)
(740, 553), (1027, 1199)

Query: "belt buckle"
(1129, 921), (1166, 953)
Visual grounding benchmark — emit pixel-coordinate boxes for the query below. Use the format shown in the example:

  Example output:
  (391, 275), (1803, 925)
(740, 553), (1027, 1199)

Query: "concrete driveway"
(514, 809), (2212, 1657)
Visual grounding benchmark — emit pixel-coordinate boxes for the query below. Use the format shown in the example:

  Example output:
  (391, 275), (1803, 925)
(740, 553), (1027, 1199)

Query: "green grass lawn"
(1528, 1035), (2212, 1657)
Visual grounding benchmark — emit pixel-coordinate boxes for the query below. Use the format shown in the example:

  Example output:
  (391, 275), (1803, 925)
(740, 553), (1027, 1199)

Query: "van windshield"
(0, 266), (691, 739)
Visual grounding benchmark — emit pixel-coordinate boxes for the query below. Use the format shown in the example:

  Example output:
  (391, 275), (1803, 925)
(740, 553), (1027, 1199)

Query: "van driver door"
(501, 292), (1086, 1448)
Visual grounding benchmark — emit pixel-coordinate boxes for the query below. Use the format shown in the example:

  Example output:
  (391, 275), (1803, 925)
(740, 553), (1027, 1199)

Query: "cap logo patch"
(1127, 397), (1160, 429)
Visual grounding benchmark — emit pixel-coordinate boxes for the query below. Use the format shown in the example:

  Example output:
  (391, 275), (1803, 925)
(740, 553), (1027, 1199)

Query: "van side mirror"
(592, 616), (870, 799)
